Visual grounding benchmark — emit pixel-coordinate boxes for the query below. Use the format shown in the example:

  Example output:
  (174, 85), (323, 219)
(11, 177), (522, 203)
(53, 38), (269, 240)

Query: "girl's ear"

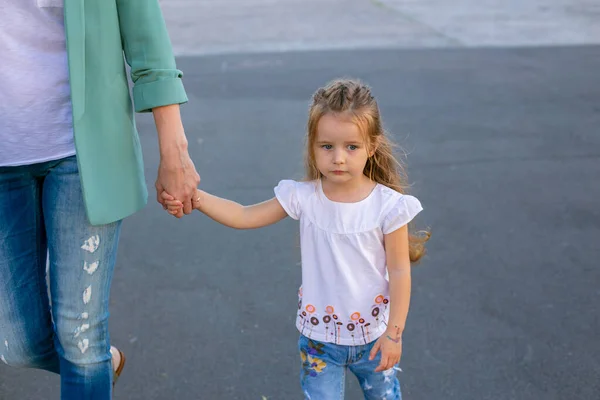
(368, 136), (380, 157)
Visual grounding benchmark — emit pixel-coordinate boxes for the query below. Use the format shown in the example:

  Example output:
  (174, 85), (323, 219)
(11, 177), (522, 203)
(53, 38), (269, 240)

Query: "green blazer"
(64, 0), (188, 225)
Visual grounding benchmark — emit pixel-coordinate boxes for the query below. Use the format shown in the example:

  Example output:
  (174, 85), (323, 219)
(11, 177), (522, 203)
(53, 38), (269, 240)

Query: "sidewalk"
(381, 0), (600, 47)
(160, 0), (600, 56)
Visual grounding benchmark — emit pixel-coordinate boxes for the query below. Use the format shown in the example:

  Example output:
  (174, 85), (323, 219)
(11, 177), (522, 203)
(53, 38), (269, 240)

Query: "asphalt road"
(1, 44), (599, 399)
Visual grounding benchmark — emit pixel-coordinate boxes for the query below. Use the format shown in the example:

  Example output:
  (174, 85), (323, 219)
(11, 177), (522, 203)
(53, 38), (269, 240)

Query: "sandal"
(112, 347), (126, 388)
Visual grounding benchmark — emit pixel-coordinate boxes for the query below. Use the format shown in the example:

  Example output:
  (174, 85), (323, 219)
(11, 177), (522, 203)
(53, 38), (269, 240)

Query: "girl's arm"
(384, 224), (412, 335)
(370, 224), (412, 372)
(161, 190), (288, 229)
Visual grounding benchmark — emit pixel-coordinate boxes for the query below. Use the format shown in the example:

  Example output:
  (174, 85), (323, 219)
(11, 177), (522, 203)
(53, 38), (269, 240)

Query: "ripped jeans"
(298, 334), (402, 400)
(0, 155), (121, 399)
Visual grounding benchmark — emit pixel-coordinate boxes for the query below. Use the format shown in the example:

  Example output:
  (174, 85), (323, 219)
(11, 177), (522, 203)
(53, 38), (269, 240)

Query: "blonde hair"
(305, 78), (430, 262)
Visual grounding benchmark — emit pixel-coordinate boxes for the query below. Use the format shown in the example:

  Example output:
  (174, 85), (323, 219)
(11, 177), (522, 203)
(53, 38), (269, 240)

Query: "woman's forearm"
(152, 104), (188, 156)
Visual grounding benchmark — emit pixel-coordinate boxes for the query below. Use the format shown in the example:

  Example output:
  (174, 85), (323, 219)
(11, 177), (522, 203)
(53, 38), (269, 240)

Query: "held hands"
(369, 325), (403, 372)
(161, 189), (202, 216)
(155, 150), (200, 218)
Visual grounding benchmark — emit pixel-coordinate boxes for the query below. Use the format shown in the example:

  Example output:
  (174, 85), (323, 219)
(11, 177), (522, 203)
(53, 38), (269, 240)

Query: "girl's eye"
(348, 145), (358, 151)
(322, 144), (332, 150)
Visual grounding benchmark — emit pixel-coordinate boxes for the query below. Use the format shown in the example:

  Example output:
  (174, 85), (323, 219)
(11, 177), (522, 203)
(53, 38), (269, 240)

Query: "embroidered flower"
(307, 339), (325, 356)
(308, 355), (327, 374)
(301, 351), (328, 377)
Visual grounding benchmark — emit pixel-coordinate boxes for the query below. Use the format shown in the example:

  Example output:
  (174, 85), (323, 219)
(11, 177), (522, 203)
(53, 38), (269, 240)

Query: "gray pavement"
(160, 0), (600, 56)
(2, 45), (599, 400)
(380, 0), (600, 47)
(1, 1), (600, 399)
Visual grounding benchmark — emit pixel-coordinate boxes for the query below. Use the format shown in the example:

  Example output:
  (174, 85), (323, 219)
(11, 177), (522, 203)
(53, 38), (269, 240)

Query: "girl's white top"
(274, 179), (423, 346)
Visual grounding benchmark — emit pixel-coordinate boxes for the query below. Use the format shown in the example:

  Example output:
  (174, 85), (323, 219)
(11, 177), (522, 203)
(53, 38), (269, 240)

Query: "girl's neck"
(320, 176), (377, 203)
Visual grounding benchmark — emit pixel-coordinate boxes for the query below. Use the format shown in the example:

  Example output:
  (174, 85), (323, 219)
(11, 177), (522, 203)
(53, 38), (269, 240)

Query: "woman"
(0, 0), (199, 398)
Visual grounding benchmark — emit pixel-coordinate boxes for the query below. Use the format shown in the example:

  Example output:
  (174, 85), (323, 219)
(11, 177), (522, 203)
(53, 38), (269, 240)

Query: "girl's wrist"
(192, 189), (204, 210)
(386, 322), (404, 332)
(385, 324), (404, 338)
(384, 325), (403, 344)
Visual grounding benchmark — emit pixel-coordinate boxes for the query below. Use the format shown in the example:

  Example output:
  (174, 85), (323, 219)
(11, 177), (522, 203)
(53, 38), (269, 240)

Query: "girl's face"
(313, 113), (371, 185)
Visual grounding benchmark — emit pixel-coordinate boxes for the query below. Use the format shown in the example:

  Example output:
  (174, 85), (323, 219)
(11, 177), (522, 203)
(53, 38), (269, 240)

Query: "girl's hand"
(160, 190), (184, 216)
(369, 327), (402, 372)
(161, 189), (202, 216)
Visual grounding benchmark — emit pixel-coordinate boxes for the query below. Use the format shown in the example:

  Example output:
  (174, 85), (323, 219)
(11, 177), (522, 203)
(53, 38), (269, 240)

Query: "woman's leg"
(0, 164), (60, 373)
(43, 156), (122, 399)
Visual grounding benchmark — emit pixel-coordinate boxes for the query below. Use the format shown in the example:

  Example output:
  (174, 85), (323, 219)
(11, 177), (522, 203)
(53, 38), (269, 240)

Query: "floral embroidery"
(306, 339), (325, 356)
(321, 305), (342, 343)
(301, 340), (327, 377)
(370, 294), (389, 330)
(301, 349), (327, 377)
(296, 295), (390, 345)
(345, 311), (366, 345)
(299, 303), (320, 337)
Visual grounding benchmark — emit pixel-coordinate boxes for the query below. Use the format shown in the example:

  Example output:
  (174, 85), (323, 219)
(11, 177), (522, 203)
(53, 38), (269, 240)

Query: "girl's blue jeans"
(0, 155), (121, 399)
(298, 334), (402, 400)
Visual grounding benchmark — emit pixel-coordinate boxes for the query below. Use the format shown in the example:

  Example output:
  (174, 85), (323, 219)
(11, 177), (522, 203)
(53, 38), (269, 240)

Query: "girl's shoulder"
(275, 179), (318, 198)
(374, 183), (421, 207)
(374, 184), (423, 233)
(273, 179), (319, 220)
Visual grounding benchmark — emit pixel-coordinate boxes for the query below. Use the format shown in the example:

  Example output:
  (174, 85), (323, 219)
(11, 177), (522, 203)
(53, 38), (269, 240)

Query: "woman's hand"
(161, 189), (201, 215)
(152, 104), (200, 218)
(155, 150), (200, 218)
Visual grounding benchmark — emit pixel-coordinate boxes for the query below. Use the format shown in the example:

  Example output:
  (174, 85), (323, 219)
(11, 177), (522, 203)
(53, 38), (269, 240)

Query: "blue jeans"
(298, 334), (401, 400)
(0, 155), (122, 399)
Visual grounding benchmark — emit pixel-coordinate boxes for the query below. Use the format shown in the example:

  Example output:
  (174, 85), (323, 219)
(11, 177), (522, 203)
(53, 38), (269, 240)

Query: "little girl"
(163, 79), (429, 399)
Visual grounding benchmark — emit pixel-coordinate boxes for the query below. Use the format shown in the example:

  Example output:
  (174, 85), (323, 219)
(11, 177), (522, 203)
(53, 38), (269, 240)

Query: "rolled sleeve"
(117, 0), (189, 113)
(132, 75), (188, 113)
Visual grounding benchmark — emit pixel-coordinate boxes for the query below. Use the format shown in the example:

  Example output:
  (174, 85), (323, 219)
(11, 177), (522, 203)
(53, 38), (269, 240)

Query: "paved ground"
(159, 0), (600, 55)
(1, 1), (600, 399)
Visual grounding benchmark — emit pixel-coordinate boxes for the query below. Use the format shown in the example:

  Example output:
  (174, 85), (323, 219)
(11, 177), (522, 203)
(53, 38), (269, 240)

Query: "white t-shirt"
(274, 179), (423, 346)
(0, 0), (75, 167)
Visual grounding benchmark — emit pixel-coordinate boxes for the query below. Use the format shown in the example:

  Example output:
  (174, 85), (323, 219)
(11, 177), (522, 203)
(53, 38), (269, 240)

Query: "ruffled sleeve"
(274, 180), (302, 220)
(382, 195), (423, 234)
